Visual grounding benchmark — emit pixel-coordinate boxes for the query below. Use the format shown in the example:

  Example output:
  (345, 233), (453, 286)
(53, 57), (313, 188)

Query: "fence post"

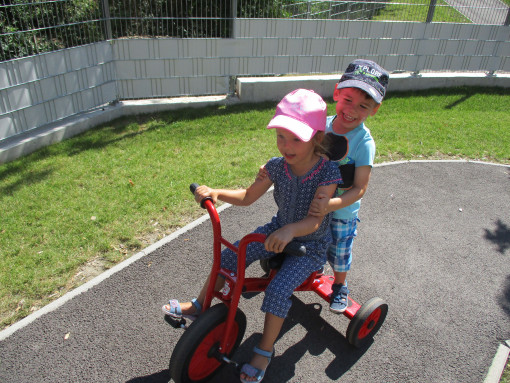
(101, 0), (113, 40)
(229, 0), (238, 94)
(231, 0), (238, 38)
(426, 0), (437, 23)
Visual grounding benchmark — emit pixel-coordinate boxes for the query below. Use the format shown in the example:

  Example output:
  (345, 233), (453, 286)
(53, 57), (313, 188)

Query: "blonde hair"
(311, 131), (327, 156)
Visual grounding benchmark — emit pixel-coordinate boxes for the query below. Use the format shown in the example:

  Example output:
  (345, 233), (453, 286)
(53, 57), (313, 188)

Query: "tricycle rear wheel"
(169, 303), (247, 383)
(346, 297), (388, 348)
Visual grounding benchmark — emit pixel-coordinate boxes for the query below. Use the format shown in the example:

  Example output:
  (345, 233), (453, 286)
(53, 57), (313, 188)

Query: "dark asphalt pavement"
(1, 161), (509, 383)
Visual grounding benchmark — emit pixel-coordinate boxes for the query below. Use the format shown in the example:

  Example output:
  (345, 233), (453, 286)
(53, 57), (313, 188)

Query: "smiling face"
(332, 87), (381, 134)
(275, 128), (317, 168)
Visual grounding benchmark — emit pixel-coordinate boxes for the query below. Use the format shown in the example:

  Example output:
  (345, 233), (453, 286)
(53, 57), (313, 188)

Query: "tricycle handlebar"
(190, 183), (214, 209)
(190, 183), (306, 257)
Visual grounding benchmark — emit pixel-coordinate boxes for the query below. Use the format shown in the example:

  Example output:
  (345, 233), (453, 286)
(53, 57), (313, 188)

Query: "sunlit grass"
(369, 87), (510, 162)
(372, 0), (471, 22)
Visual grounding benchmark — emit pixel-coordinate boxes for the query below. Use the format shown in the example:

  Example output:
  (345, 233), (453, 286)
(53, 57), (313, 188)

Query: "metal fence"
(2, 0), (509, 62)
(1, 0), (509, 151)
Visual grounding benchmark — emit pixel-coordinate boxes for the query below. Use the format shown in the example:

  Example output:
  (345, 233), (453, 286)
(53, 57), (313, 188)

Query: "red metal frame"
(199, 198), (362, 354)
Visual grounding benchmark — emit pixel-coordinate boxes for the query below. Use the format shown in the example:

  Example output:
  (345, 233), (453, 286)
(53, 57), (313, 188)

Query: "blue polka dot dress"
(220, 156), (342, 318)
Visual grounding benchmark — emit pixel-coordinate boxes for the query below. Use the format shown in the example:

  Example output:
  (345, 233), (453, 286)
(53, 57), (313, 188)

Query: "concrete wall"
(236, 72), (510, 102)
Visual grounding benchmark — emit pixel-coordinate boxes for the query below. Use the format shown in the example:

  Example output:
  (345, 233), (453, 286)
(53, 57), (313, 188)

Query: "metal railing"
(2, 0), (509, 62)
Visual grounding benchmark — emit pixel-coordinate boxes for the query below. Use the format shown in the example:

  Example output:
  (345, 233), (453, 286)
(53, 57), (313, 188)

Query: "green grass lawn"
(1, 86), (509, 332)
(503, 358), (510, 383)
(372, 0), (471, 22)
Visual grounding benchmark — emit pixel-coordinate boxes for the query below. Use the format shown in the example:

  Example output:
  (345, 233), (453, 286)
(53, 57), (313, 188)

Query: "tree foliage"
(1, 0), (102, 61)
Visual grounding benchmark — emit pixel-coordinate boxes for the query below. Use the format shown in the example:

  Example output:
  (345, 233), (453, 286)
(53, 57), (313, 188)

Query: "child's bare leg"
(241, 312), (284, 381)
(334, 271), (347, 285)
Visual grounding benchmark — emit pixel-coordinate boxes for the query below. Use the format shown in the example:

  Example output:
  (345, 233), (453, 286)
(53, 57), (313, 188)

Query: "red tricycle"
(165, 184), (388, 383)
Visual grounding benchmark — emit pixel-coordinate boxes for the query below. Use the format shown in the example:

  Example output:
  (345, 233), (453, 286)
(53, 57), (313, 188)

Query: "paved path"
(445, 0), (509, 24)
(0, 161), (509, 383)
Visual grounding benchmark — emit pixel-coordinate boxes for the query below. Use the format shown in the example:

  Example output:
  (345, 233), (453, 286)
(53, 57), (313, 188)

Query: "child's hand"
(308, 193), (330, 217)
(194, 185), (218, 204)
(264, 226), (294, 254)
(255, 165), (269, 182)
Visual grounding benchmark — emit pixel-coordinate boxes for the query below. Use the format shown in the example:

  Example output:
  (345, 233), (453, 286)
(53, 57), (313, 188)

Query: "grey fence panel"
(112, 38), (234, 98)
(0, 42), (116, 141)
(233, 19), (509, 74)
(110, 21), (509, 102)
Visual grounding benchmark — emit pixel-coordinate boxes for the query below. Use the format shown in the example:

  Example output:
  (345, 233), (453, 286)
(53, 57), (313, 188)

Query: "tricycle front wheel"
(169, 303), (247, 383)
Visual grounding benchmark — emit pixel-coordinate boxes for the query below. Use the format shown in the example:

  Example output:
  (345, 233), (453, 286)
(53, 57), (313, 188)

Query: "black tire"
(346, 297), (388, 348)
(169, 303), (247, 383)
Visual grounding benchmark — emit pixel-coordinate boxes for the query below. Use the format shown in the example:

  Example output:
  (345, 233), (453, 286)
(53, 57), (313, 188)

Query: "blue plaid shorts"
(327, 217), (359, 272)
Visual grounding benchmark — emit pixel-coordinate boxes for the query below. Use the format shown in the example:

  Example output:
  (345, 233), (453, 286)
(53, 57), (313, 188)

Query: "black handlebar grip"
(283, 241), (306, 257)
(190, 183), (199, 194)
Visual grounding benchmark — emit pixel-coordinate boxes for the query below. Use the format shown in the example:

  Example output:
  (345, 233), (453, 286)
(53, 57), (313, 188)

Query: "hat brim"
(337, 80), (383, 104)
(267, 114), (315, 142)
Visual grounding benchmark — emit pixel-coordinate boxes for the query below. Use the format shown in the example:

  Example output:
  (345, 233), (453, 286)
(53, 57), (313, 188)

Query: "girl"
(163, 89), (342, 383)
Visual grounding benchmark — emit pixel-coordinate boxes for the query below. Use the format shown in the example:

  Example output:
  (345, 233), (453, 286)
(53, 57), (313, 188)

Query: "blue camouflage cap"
(336, 59), (389, 103)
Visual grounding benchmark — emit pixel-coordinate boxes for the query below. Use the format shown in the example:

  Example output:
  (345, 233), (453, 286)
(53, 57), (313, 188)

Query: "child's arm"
(255, 165), (268, 182)
(308, 165), (372, 216)
(264, 183), (337, 253)
(194, 176), (273, 207)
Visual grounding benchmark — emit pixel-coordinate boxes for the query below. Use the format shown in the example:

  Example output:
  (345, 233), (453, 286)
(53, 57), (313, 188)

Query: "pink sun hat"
(267, 89), (327, 142)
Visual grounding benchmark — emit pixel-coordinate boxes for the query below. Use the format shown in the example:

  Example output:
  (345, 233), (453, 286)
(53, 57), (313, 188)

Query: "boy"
(308, 59), (389, 313)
